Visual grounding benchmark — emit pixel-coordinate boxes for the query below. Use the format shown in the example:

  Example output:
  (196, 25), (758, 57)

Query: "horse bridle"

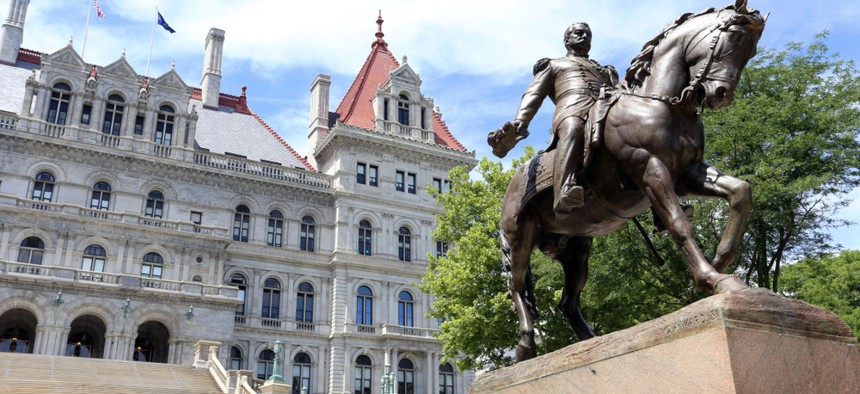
(624, 11), (744, 106)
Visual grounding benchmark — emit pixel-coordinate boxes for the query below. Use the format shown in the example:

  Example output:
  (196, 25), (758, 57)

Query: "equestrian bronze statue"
(488, 0), (765, 361)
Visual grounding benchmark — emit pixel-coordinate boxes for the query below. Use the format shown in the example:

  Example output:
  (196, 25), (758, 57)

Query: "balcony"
(381, 120), (434, 143)
(4, 115), (331, 189)
(0, 259), (239, 299)
(380, 324), (440, 340)
(232, 315), (330, 335)
(6, 196), (228, 237)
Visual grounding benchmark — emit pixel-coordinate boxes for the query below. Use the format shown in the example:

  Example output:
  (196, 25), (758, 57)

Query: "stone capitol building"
(0, 1), (476, 393)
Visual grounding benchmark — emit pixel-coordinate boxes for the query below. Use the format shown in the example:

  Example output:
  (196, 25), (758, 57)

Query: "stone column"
(0, 223), (11, 260)
(425, 352), (433, 394)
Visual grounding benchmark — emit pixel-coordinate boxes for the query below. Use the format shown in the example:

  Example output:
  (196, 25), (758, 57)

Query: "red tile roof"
(432, 110), (467, 151)
(334, 21), (399, 129)
(17, 48), (42, 65)
(334, 14), (468, 152)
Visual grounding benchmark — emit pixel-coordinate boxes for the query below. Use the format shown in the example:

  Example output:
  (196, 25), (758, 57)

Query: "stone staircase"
(0, 352), (223, 393)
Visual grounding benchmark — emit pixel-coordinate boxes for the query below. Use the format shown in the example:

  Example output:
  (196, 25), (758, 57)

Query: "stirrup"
(554, 185), (584, 213)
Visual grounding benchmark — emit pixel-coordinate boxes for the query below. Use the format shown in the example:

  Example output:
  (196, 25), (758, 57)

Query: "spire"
(373, 10), (387, 49)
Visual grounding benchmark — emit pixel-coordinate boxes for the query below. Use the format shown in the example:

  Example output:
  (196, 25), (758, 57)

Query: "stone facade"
(0, 4), (476, 394)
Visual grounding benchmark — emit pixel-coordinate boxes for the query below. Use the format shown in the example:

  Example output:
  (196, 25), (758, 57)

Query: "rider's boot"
(553, 125), (585, 213)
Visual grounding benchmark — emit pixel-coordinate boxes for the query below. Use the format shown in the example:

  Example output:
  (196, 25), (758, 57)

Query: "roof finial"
(373, 10), (387, 48)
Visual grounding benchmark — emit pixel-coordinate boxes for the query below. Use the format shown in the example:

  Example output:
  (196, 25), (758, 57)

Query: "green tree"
(780, 250), (860, 339)
(702, 33), (860, 292)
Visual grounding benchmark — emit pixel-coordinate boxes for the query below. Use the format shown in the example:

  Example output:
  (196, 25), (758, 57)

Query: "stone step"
(0, 352), (221, 394)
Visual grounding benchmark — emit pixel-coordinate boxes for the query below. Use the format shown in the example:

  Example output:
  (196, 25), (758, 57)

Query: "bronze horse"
(498, 1), (766, 361)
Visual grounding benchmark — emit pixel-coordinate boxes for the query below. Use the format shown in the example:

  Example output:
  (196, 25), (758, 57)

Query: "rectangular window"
(407, 173), (416, 194)
(395, 171), (405, 192)
(369, 165), (378, 187)
(81, 104), (92, 125)
(134, 115), (145, 135)
(383, 98), (390, 121)
(356, 162), (366, 185)
(191, 211), (202, 232)
(421, 107), (426, 129)
(433, 178), (442, 196)
(436, 241), (448, 258)
(445, 180), (452, 193)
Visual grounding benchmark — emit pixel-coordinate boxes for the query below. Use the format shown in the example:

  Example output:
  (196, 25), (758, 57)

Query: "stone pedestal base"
(472, 288), (859, 393)
(260, 380), (292, 394)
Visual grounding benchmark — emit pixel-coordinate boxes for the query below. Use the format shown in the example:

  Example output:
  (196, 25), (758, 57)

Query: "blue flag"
(157, 12), (176, 33)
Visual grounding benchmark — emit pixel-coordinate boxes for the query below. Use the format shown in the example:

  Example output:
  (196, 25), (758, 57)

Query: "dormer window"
(155, 105), (175, 145)
(47, 82), (71, 125)
(103, 94), (125, 136)
(398, 94), (410, 125)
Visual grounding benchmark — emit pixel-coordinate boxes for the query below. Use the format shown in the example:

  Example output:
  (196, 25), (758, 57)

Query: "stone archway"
(133, 321), (170, 363)
(65, 315), (107, 358)
(0, 309), (38, 354)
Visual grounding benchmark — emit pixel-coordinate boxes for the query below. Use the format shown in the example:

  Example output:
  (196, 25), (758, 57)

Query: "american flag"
(94, 0), (105, 18)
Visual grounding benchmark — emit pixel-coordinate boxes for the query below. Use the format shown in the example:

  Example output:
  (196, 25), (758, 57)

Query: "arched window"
(17, 237), (45, 265)
(439, 363), (455, 394)
(81, 244), (106, 281)
(141, 252), (163, 278)
(47, 82), (71, 125)
(192, 275), (203, 283)
(398, 227), (412, 262)
(262, 278), (281, 320)
(356, 286), (373, 326)
(267, 210), (283, 247)
(145, 190), (164, 218)
(292, 352), (312, 394)
(155, 105), (175, 145)
(300, 216), (315, 252)
(358, 220), (372, 256)
(398, 291), (414, 327)
(397, 358), (415, 394)
(102, 94), (125, 135)
(354, 355), (372, 394)
(296, 282), (314, 326)
(397, 94), (410, 125)
(230, 346), (243, 370)
(230, 273), (247, 316)
(32, 172), (55, 202)
(233, 205), (250, 242)
(257, 349), (275, 380)
(90, 181), (111, 210)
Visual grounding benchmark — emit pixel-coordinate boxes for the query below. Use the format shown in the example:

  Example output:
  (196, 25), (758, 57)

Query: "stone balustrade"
(0, 259), (238, 298)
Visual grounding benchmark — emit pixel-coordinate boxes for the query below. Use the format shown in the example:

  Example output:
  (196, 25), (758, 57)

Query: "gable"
(45, 45), (85, 69)
(153, 69), (189, 92)
(101, 57), (139, 80)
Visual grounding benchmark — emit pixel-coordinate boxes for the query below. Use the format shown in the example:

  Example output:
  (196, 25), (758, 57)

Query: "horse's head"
(686, 0), (766, 109)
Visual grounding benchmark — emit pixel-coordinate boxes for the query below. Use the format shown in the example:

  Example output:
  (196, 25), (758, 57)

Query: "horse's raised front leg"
(557, 236), (596, 341)
(641, 157), (738, 293)
(681, 162), (751, 273)
(501, 210), (539, 361)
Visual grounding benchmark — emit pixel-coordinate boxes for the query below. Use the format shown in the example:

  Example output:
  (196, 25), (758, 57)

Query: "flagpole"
(145, 7), (157, 78)
(81, 0), (94, 59)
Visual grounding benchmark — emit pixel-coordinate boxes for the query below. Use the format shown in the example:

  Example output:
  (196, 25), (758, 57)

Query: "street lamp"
(122, 298), (131, 319)
(54, 291), (64, 307)
(185, 305), (194, 319)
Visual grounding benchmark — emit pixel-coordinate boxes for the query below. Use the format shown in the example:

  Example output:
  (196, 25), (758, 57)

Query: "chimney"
(308, 74), (331, 147)
(0, 0), (29, 65)
(200, 28), (225, 109)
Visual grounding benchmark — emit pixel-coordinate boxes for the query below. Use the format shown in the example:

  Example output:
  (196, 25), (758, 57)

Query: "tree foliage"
(701, 33), (860, 291)
(780, 250), (860, 339)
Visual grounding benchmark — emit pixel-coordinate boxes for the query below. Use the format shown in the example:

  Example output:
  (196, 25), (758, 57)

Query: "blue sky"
(9, 0), (860, 250)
